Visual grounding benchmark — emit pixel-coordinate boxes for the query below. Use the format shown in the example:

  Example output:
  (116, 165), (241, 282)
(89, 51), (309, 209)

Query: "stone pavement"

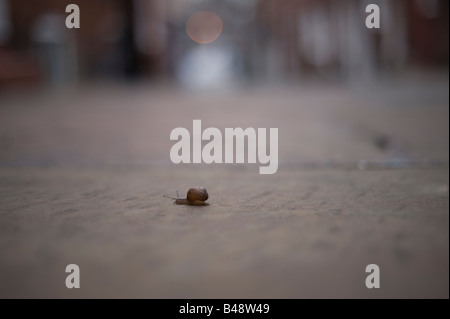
(0, 77), (448, 298)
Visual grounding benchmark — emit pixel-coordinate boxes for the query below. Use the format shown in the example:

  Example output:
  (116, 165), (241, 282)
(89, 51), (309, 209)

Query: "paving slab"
(0, 80), (448, 298)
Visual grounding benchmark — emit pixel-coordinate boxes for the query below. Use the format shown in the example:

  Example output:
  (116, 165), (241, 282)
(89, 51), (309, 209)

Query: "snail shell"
(187, 187), (208, 202)
(175, 187), (209, 206)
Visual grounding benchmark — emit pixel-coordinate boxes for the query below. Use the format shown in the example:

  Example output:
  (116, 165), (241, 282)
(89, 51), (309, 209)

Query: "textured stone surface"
(0, 79), (448, 298)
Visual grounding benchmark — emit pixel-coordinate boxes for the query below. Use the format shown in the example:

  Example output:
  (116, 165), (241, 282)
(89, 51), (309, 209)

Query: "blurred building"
(0, 0), (448, 89)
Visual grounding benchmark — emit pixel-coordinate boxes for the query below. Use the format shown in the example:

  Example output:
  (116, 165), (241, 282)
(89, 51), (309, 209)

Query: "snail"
(164, 187), (209, 206)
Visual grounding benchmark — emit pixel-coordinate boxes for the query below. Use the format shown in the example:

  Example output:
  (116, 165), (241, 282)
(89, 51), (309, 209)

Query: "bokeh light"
(185, 11), (223, 44)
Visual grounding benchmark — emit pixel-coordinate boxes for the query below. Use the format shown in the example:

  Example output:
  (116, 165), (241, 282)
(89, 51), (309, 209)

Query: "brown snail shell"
(175, 187), (209, 206)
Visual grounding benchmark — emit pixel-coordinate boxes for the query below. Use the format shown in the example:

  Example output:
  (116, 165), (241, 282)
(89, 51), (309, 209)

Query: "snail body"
(166, 187), (209, 206)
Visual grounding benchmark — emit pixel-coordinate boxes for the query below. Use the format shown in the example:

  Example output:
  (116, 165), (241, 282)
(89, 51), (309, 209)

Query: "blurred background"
(0, 0), (448, 89)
